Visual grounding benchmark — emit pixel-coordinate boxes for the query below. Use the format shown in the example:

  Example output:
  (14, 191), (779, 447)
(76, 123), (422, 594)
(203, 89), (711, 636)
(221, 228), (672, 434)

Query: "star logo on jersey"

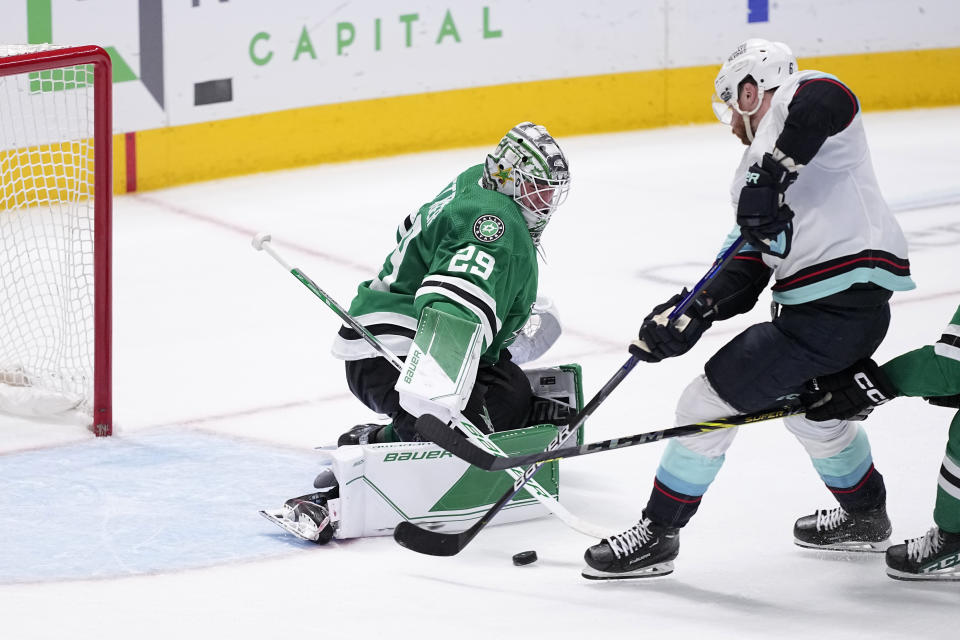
(492, 167), (513, 185)
(473, 215), (505, 242)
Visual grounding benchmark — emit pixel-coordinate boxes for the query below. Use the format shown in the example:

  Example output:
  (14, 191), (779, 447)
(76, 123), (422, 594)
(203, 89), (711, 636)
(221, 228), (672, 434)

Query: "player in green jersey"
(803, 303), (960, 580)
(330, 122), (570, 445)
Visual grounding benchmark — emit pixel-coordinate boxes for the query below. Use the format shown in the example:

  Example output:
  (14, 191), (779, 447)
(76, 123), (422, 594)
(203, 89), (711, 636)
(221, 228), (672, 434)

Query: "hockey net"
(0, 44), (113, 435)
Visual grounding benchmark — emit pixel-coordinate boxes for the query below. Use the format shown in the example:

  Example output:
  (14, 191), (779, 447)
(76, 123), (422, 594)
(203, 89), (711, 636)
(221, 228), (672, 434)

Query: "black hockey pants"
(705, 285), (893, 413)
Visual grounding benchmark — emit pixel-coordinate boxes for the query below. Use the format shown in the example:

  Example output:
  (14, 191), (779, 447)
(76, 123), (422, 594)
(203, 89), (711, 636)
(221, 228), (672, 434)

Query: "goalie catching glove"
(803, 358), (899, 422)
(629, 288), (716, 363)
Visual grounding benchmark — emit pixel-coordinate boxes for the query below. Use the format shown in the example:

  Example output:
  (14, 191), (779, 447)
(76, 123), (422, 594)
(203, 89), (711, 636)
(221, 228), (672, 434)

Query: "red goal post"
(0, 44), (112, 436)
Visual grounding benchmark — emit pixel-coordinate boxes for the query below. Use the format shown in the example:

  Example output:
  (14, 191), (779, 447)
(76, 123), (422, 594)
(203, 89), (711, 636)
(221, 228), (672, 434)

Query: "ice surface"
(1, 107), (959, 639)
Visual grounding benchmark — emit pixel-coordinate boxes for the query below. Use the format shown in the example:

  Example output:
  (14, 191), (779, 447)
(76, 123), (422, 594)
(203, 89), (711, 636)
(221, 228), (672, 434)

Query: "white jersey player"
(582, 39), (915, 580)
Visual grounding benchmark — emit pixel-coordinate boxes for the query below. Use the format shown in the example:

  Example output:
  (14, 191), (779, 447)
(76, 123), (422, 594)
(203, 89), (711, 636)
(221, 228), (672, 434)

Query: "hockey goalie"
(260, 121), (582, 543)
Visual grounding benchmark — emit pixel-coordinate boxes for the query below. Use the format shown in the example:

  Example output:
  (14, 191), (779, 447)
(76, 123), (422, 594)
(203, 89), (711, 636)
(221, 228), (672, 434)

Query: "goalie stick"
(393, 238), (751, 555)
(251, 232), (613, 539)
(252, 232), (405, 370)
(394, 351), (643, 555)
(416, 403), (806, 470)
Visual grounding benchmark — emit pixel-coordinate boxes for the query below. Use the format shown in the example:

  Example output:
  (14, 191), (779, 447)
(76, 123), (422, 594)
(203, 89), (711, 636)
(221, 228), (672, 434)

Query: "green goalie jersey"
(331, 164), (538, 365)
(883, 304), (960, 398)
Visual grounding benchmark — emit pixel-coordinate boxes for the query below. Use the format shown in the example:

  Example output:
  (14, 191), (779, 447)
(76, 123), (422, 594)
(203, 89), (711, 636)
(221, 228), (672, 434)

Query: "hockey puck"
(512, 550), (538, 566)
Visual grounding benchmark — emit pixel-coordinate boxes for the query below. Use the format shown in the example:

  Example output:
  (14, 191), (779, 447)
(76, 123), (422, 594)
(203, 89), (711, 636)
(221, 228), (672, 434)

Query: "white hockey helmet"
(712, 39), (797, 126)
(482, 122), (570, 246)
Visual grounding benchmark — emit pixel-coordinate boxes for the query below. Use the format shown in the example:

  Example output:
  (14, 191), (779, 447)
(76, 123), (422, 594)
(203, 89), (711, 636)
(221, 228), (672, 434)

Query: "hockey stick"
(397, 401), (804, 557)
(416, 403), (806, 470)
(410, 236), (751, 469)
(394, 352), (645, 555)
(251, 232), (612, 539)
(394, 238), (750, 556)
(251, 232), (404, 370)
(668, 237), (748, 321)
(406, 237), (749, 473)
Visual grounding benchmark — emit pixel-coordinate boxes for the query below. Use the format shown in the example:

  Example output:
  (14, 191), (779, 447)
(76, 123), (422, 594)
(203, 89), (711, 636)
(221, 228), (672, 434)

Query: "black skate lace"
(607, 518), (654, 559)
(816, 507), (849, 531)
(906, 527), (943, 561)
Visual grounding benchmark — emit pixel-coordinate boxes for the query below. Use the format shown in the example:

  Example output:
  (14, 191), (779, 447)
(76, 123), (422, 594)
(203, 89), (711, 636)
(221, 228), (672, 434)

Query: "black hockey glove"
(803, 358), (899, 422)
(737, 152), (798, 258)
(629, 289), (715, 363)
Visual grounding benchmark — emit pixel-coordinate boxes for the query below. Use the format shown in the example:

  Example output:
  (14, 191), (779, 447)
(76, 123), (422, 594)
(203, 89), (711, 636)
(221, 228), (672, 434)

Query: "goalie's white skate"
(259, 493), (335, 544)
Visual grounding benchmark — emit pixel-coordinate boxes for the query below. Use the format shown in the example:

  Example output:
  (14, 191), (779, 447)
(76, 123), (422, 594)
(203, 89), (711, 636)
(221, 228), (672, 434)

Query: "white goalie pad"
(320, 424), (561, 539)
(316, 364), (582, 540)
(396, 307), (483, 424)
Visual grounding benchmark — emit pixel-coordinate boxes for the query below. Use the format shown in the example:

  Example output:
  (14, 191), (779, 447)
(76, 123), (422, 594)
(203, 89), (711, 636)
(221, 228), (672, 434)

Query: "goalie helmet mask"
(482, 122), (570, 247)
(712, 39), (797, 141)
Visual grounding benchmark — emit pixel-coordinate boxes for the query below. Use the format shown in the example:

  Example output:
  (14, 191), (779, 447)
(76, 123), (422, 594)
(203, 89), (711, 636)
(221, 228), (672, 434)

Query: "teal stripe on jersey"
(655, 439), (725, 496)
(772, 267), (916, 305)
(720, 227), (744, 254)
(811, 427), (874, 488)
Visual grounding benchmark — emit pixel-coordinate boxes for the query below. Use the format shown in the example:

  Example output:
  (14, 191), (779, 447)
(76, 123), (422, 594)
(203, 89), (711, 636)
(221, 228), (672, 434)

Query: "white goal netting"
(0, 44), (100, 418)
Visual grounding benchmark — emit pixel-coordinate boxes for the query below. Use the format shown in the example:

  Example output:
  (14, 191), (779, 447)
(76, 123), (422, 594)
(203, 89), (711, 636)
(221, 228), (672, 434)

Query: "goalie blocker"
(309, 364), (582, 540)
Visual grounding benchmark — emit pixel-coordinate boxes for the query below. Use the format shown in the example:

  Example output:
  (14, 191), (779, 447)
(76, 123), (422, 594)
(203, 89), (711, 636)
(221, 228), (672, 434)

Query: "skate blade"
(258, 509), (320, 542)
(887, 567), (960, 582)
(581, 561), (674, 580)
(793, 538), (890, 553)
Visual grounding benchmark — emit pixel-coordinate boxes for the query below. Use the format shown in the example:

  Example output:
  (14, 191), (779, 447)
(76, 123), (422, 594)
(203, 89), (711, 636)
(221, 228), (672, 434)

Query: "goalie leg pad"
(320, 425), (561, 539)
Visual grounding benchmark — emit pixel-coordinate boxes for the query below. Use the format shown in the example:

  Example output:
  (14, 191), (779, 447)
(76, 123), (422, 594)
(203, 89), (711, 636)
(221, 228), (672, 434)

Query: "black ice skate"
(886, 526), (960, 581)
(582, 514), (679, 580)
(259, 492), (334, 544)
(793, 505), (891, 552)
(337, 423), (386, 446)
